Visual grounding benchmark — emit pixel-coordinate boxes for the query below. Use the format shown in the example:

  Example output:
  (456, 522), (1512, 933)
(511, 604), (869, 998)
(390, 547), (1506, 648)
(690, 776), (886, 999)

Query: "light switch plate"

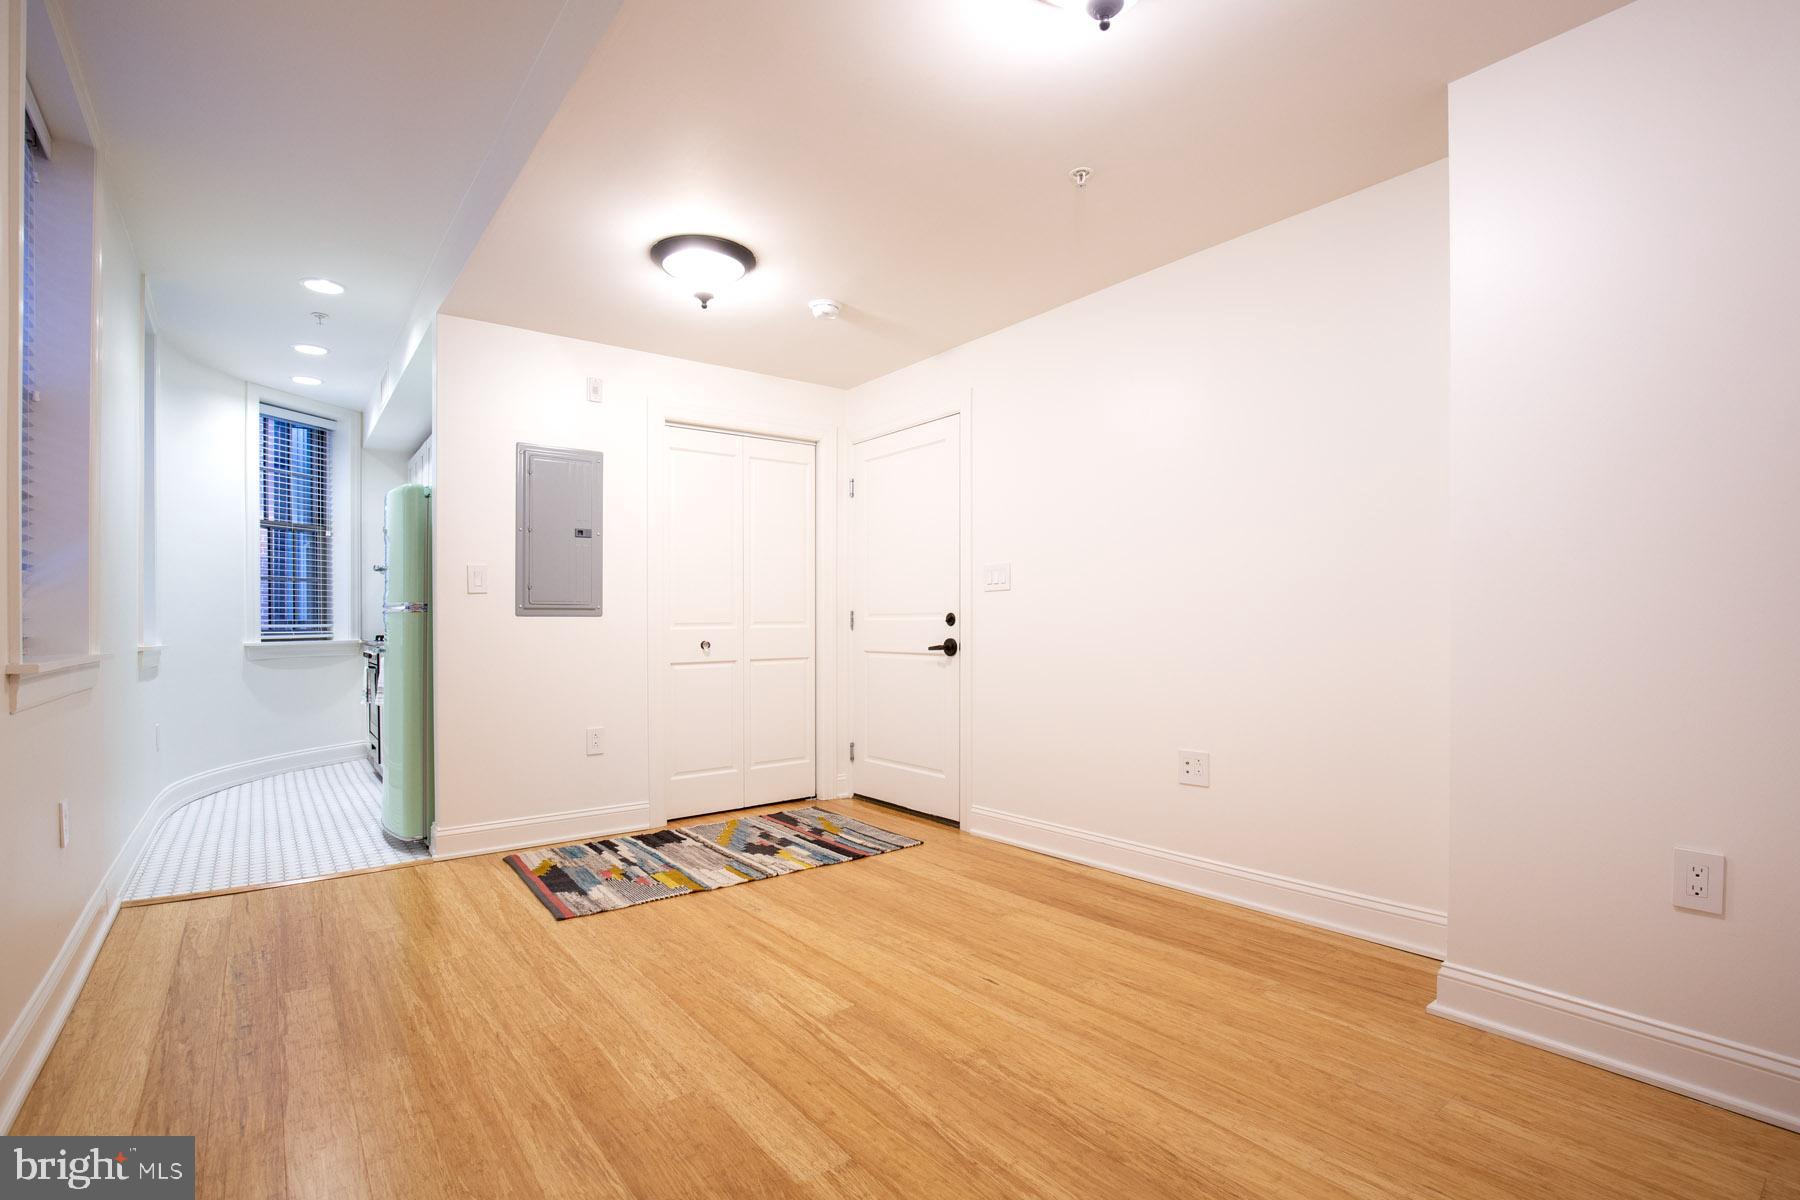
(1673, 847), (1725, 914)
(983, 563), (1012, 592)
(586, 376), (604, 404)
(467, 564), (489, 594)
(1179, 751), (1211, 788)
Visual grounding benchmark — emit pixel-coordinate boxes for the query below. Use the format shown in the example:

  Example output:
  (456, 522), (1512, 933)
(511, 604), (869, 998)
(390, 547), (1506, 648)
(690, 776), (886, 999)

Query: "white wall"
(848, 162), (1451, 954)
(1434, 0), (1800, 1128)
(151, 343), (366, 783)
(430, 316), (846, 853)
(0, 186), (156, 1123)
(363, 446), (407, 638)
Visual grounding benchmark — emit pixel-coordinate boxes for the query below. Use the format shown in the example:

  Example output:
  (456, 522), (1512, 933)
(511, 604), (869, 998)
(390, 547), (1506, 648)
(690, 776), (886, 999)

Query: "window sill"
(244, 638), (363, 661)
(6, 653), (103, 713)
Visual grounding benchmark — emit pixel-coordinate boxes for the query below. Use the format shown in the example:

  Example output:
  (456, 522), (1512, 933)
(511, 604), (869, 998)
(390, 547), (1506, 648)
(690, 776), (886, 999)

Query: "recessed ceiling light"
(292, 343), (328, 356)
(650, 235), (756, 310)
(292, 376), (322, 387)
(301, 278), (344, 295)
(809, 299), (842, 320)
(1040, 0), (1139, 31)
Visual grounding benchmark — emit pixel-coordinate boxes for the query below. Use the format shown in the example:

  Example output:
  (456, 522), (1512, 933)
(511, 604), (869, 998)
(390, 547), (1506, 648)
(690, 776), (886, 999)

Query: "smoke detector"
(809, 299), (842, 321)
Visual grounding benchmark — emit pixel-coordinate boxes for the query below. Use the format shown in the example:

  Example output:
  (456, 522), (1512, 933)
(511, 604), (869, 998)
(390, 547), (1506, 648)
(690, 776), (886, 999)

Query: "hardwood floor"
(14, 798), (1799, 1198)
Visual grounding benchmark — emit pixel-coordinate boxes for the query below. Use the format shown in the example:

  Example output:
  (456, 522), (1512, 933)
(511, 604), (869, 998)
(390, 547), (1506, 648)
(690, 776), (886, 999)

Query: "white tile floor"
(123, 760), (429, 901)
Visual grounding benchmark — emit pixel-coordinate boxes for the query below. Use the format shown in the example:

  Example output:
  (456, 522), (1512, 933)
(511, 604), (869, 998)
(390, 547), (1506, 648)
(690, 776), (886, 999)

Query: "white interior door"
(664, 426), (815, 819)
(744, 436), (816, 805)
(851, 415), (962, 820)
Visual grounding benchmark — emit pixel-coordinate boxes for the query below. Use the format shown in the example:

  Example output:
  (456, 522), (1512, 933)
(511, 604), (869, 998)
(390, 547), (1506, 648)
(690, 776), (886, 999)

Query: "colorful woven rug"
(504, 806), (920, 920)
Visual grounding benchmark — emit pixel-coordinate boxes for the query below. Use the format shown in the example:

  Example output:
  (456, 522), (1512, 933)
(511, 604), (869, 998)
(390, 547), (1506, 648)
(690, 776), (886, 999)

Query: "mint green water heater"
(381, 484), (433, 844)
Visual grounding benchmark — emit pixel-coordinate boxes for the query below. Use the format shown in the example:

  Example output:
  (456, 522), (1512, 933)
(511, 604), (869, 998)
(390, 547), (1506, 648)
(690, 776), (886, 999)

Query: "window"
(15, 94), (95, 666)
(8, 44), (102, 709)
(242, 390), (361, 655)
(257, 405), (335, 640)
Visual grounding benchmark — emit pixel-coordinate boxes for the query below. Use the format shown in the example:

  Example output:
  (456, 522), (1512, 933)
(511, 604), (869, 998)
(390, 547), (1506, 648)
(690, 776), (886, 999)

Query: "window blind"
(16, 109), (94, 662)
(258, 410), (333, 639)
(18, 126), (43, 655)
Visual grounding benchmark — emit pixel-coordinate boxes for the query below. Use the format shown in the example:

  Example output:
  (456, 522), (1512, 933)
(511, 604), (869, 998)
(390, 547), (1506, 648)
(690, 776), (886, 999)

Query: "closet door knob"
(700, 640), (711, 653)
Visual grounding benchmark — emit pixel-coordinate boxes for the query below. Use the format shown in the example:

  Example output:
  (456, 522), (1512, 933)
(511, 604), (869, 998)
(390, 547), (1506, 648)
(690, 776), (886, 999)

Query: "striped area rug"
(503, 807), (920, 920)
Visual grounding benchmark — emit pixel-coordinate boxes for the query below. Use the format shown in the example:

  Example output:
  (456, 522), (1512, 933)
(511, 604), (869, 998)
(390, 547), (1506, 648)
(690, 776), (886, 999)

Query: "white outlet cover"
(586, 376), (605, 404)
(1673, 847), (1725, 914)
(1179, 750), (1211, 788)
(585, 727), (605, 756)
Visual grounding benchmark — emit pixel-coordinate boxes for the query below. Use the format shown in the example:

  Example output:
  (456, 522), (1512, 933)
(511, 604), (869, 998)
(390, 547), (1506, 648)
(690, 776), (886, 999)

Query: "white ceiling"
(444, 0), (1627, 389)
(54, 0), (618, 413)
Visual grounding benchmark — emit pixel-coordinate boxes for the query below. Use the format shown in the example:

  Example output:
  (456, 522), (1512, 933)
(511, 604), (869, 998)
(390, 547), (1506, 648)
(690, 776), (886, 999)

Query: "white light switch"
(984, 563), (1012, 592)
(586, 376), (605, 404)
(466, 564), (489, 594)
(1179, 751), (1211, 788)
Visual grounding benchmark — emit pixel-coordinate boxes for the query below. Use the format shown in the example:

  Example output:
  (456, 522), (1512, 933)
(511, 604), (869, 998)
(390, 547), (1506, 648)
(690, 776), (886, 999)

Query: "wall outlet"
(467, 564), (489, 594)
(585, 727), (605, 756)
(1179, 750), (1211, 788)
(1673, 847), (1725, 914)
(58, 801), (70, 849)
(586, 376), (605, 404)
(983, 563), (1012, 592)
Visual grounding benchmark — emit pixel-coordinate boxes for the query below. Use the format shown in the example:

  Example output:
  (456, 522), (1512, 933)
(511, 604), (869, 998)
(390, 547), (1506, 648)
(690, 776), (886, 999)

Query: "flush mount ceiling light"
(301, 277), (344, 295)
(292, 376), (322, 387)
(650, 234), (756, 310)
(292, 343), (328, 356)
(809, 299), (842, 320)
(1040, 0), (1139, 31)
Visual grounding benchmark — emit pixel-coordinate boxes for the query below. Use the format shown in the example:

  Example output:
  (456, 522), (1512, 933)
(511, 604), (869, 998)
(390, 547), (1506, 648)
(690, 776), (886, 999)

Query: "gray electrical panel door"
(516, 443), (602, 616)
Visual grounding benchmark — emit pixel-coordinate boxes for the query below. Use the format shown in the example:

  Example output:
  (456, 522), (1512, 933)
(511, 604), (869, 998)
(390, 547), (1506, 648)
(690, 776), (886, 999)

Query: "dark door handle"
(927, 637), (958, 657)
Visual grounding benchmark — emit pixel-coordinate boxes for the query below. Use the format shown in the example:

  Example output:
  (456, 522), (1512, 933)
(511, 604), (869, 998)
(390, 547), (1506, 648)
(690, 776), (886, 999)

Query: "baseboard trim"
(430, 803), (653, 859)
(0, 739), (366, 1133)
(966, 805), (1447, 959)
(1429, 963), (1800, 1133)
(0, 880), (111, 1134)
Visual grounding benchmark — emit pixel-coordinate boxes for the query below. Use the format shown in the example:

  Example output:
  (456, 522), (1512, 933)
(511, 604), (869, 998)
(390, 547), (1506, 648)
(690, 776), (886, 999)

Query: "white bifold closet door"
(664, 426), (816, 819)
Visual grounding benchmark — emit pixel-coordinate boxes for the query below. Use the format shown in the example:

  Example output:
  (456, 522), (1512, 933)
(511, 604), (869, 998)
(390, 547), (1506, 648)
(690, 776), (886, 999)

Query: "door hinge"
(848, 477), (855, 498)
(849, 741), (856, 762)
(849, 609), (855, 631)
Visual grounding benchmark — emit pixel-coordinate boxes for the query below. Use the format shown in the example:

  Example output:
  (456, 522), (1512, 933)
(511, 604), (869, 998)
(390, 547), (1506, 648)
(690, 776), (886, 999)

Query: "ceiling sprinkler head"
(310, 311), (329, 325)
(695, 292), (715, 310)
(809, 299), (842, 320)
(1088, 0), (1125, 29)
(1070, 167), (1093, 189)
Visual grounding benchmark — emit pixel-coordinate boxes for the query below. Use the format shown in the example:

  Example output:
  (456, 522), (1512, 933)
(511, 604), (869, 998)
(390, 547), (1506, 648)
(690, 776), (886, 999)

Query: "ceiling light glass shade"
(650, 235), (757, 308)
(292, 343), (328, 356)
(301, 278), (344, 295)
(1039, 0), (1140, 26)
(292, 376), (322, 386)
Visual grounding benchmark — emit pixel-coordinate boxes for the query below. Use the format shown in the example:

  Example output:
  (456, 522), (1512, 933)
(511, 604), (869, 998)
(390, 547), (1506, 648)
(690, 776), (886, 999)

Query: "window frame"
(242, 385), (362, 657)
(5, 35), (104, 712)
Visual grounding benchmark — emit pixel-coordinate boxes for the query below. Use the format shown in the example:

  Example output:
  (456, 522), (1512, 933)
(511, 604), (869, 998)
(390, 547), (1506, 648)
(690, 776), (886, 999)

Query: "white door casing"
(851, 414), (962, 820)
(664, 426), (815, 819)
